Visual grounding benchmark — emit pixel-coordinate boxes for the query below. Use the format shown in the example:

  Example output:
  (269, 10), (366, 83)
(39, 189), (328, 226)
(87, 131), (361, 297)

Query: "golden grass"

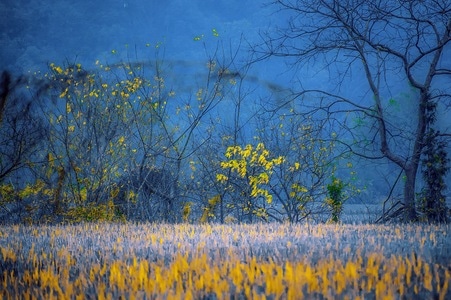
(0, 223), (449, 299)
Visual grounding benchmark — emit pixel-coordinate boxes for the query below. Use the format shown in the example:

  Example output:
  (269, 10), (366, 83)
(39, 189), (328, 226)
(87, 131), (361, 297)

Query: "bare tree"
(0, 72), (43, 180)
(258, 113), (340, 223)
(0, 71), (10, 125)
(0, 71), (49, 222)
(256, 0), (451, 221)
(116, 165), (178, 222)
(0, 74), (43, 178)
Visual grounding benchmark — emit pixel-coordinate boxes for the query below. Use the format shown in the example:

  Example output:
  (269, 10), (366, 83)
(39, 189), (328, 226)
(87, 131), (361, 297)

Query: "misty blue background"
(3, 1), (441, 101)
(0, 0), (298, 107)
(0, 1), (279, 73)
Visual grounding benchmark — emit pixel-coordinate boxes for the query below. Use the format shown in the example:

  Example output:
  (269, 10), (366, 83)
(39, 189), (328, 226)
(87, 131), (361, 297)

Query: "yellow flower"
(216, 173), (228, 182)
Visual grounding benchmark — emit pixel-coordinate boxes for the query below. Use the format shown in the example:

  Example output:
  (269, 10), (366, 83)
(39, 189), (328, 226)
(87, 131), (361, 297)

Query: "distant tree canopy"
(0, 41), (358, 225)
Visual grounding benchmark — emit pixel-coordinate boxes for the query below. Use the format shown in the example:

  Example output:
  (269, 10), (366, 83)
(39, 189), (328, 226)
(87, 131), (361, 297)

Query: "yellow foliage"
(208, 195), (220, 206)
(50, 63), (63, 74)
(0, 184), (16, 202)
(0, 223), (448, 299)
(218, 143), (284, 207)
(65, 200), (118, 223)
(182, 202), (192, 223)
(18, 180), (46, 198)
(79, 187), (88, 202)
(126, 190), (137, 203)
(110, 186), (120, 199)
(60, 87), (69, 98)
(200, 195), (221, 223)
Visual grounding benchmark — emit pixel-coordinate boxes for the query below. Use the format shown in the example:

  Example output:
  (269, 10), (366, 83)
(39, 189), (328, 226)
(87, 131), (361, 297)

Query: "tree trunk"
(403, 165), (419, 222)
(0, 71), (11, 126)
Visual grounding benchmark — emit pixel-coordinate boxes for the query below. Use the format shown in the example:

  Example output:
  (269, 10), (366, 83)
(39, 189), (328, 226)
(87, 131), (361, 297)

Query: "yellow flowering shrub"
(216, 143), (284, 219)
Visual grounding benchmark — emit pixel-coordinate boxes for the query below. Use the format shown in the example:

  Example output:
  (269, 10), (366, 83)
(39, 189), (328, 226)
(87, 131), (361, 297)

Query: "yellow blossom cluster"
(217, 143), (284, 204)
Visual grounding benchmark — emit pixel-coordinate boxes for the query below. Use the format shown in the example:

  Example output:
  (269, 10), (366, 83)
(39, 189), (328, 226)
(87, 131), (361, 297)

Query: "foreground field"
(0, 223), (450, 299)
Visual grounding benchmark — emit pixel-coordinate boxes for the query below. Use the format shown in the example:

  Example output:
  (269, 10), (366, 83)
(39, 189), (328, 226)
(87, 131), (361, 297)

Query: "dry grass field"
(1, 222), (450, 299)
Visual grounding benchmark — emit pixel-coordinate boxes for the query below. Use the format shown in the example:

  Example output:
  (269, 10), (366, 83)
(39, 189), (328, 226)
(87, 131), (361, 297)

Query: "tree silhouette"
(256, 0), (451, 221)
